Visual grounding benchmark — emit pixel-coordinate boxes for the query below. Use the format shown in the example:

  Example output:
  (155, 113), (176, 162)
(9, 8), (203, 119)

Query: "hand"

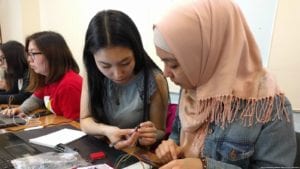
(155, 139), (182, 164)
(159, 158), (204, 169)
(1, 107), (25, 117)
(138, 121), (157, 146)
(107, 127), (139, 150)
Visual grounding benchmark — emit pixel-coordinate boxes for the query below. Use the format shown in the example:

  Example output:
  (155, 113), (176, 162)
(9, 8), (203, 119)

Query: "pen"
(24, 125), (44, 131)
(109, 124), (141, 147)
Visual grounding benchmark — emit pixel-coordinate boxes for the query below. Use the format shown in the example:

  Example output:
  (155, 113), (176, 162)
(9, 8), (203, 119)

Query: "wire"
(5, 119), (73, 132)
(114, 152), (147, 169)
(8, 95), (14, 108)
(113, 145), (159, 169)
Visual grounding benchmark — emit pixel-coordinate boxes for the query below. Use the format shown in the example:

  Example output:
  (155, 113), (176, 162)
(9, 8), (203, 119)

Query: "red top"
(34, 70), (82, 120)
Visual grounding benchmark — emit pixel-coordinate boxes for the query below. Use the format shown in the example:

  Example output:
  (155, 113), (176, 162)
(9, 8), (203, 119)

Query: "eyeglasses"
(27, 52), (43, 61)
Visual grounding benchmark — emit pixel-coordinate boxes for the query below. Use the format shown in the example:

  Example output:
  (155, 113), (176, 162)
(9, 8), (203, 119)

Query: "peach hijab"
(155, 0), (287, 157)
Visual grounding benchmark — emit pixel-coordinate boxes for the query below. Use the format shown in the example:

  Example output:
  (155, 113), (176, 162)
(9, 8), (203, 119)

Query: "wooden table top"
(2, 111), (162, 167)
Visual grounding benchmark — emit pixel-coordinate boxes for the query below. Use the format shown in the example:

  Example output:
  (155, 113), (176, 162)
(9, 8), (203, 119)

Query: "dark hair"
(83, 10), (161, 122)
(0, 40), (28, 90)
(25, 31), (79, 91)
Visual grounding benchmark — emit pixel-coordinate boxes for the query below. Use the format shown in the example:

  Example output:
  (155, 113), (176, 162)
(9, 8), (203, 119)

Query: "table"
(5, 114), (78, 132)
(4, 113), (162, 168)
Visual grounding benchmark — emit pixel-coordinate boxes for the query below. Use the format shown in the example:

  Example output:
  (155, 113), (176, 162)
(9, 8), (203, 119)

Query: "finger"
(164, 141), (178, 161)
(1, 109), (8, 115)
(114, 140), (129, 149)
(18, 113), (27, 118)
(138, 125), (156, 138)
(156, 142), (173, 163)
(127, 132), (139, 146)
(4, 109), (15, 117)
(138, 131), (156, 138)
(156, 144), (167, 161)
(119, 128), (135, 136)
(169, 144), (178, 160)
(115, 132), (139, 149)
(0, 110), (5, 115)
(139, 121), (154, 128)
(139, 137), (156, 146)
(10, 110), (18, 117)
(138, 125), (156, 132)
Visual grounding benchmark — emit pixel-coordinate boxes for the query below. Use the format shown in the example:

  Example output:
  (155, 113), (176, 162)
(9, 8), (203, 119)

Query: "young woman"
(154, 0), (296, 168)
(1, 31), (82, 120)
(0, 41), (31, 104)
(80, 10), (169, 150)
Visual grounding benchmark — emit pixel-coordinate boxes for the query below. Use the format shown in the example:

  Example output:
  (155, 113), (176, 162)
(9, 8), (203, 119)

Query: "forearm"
(19, 95), (44, 114)
(80, 116), (117, 137)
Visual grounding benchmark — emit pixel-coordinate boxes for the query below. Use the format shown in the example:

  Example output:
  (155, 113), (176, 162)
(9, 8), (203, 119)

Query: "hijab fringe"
(200, 93), (289, 128)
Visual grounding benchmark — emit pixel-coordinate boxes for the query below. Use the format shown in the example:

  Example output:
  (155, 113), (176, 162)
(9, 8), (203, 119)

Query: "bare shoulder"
(153, 71), (168, 87)
(152, 71), (168, 102)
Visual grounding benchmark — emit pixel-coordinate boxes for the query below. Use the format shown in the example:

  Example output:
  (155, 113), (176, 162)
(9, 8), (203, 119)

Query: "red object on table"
(90, 151), (105, 160)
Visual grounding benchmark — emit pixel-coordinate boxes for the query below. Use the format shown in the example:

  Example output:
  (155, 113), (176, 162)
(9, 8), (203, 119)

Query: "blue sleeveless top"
(103, 70), (157, 128)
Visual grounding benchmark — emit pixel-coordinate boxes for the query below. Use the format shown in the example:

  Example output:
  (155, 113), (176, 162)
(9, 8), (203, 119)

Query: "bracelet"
(200, 157), (207, 169)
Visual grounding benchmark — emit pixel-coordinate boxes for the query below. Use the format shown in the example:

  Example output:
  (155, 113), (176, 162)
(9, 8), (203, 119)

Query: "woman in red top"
(1, 31), (82, 120)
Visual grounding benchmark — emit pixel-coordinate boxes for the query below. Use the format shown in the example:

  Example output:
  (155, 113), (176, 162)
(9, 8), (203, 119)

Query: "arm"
(155, 105), (182, 161)
(80, 72), (116, 135)
(1, 95), (43, 116)
(20, 95), (44, 113)
(138, 72), (169, 146)
(156, 91), (240, 169)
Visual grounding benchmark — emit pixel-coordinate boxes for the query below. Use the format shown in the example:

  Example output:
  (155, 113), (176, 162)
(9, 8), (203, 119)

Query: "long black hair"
(83, 10), (161, 123)
(0, 41), (28, 90)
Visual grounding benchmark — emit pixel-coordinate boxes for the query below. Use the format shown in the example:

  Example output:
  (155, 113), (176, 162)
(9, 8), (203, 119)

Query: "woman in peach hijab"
(154, 0), (296, 168)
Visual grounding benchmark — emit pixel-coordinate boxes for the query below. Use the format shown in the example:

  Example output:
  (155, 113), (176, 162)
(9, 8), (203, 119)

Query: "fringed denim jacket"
(169, 96), (296, 168)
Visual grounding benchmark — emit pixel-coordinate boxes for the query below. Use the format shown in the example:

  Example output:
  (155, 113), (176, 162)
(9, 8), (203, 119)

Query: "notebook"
(0, 132), (41, 168)
(0, 114), (26, 129)
(29, 128), (87, 148)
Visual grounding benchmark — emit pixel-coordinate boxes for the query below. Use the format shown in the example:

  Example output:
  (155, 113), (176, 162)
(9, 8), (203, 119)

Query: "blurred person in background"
(0, 40), (31, 105)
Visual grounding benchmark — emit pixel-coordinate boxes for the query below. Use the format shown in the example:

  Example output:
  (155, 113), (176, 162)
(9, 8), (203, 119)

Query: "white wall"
(0, 0), (23, 42)
(268, 0), (300, 111)
(1, 0), (299, 109)
(36, 0), (279, 93)
(37, 0), (180, 93)
(234, 0), (278, 66)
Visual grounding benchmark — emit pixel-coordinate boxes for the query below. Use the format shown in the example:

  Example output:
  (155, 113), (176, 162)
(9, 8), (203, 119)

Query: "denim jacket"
(169, 96), (296, 168)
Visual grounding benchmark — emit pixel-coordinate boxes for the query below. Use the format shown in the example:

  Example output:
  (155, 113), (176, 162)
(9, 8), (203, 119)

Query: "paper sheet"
(29, 128), (86, 148)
